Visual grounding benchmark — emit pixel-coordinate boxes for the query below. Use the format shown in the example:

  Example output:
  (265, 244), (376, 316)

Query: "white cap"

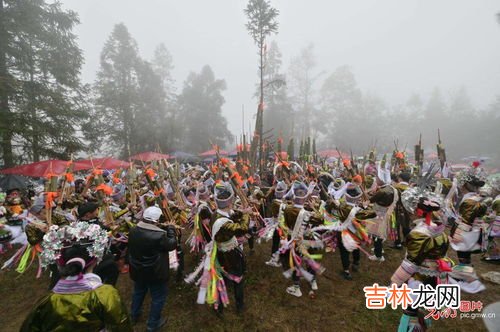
(143, 206), (162, 222)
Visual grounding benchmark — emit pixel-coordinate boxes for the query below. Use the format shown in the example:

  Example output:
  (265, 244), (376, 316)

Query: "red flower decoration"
(65, 173), (74, 183)
(96, 184), (113, 196)
(145, 168), (156, 179)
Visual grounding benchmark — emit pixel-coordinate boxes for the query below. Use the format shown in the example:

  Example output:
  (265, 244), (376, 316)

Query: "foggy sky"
(61, 0), (500, 139)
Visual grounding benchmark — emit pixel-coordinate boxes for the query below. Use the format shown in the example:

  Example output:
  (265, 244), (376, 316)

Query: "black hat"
(399, 172), (412, 183)
(77, 202), (99, 218)
(467, 176), (485, 188)
(417, 197), (441, 213)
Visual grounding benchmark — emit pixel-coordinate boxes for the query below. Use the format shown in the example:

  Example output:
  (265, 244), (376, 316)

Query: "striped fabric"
(52, 273), (103, 294)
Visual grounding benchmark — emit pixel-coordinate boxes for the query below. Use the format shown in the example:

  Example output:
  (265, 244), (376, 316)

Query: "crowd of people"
(0, 149), (499, 332)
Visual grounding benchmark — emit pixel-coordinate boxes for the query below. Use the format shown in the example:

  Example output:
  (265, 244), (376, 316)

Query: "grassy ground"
(1, 235), (499, 332)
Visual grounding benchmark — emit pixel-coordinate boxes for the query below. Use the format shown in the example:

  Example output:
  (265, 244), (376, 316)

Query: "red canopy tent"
(0, 160), (69, 177)
(199, 149), (228, 157)
(129, 151), (171, 162)
(318, 149), (347, 159)
(73, 157), (130, 170)
(0, 158), (129, 178)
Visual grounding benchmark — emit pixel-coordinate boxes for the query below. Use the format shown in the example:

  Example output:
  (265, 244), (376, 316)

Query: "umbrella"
(0, 175), (29, 191)
(199, 149), (228, 157)
(74, 157), (130, 170)
(129, 151), (170, 162)
(0, 160), (69, 177)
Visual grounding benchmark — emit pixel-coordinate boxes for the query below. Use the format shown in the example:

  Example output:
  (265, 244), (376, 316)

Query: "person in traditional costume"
(393, 171), (412, 249)
(367, 170), (398, 262)
(1, 192), (75, 286)
(0, 192), (12, 252)
(449, 163), (488, 292)
(128, 206), (178, 331)
(261, 160), (302, 266)
(279, 180), (324, 297)
(329, 176), (366, 280)
(77, 201), (120, 286)
(325, 195), (376, 281)
(483, 175), (500, 262)
(245, 184), (265, 253)
(20, 221), (132, 332)
(344, 177), (364, 207)
(263, 180), (288, 267)
(167, 187), (191, 282)
(326, 177), (347, 200)
(391, 195), (452, 332)
(314, 172), (337, 253)
(210, 182), (249, 314)
(1, 188), (28, 247)
(106, 180), (133, 275)
(28, 194), (73, 288)
(77, 201), (101, 226)
(185, 181), (249, 314)
(187, 183), (215, 254)
(4, 188), (26, 225)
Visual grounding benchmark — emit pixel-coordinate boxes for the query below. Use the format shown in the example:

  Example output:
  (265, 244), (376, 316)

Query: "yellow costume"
(21, 277), (131, 332)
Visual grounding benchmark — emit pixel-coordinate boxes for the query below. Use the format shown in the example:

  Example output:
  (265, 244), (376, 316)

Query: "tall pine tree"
(1, 0), (91, 164)
(152, 43), (179, 150)
(134, 60), (168, 152)
(177, 65), (232, 153)
(94, 23), (141, 158)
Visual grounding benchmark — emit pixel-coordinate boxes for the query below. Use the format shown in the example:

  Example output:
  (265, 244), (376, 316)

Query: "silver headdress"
(456, 162), (486, 188)
(40, 222), (109, 268)
(402, 163), (443, 214)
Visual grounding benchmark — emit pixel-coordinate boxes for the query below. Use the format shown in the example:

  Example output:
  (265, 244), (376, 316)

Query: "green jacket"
(21, 284), (131, 332)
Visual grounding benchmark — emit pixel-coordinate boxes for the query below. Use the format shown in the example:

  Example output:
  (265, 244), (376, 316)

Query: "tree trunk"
(304, 74), (310, 138)
(258, 36), (264, 174)
(28, 43), (40, 162)
(0, 0), (14, 166)
(29, 80), (40, 162)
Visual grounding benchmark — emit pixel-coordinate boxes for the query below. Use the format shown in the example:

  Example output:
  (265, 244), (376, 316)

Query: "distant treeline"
(1, 1), (498, 167)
